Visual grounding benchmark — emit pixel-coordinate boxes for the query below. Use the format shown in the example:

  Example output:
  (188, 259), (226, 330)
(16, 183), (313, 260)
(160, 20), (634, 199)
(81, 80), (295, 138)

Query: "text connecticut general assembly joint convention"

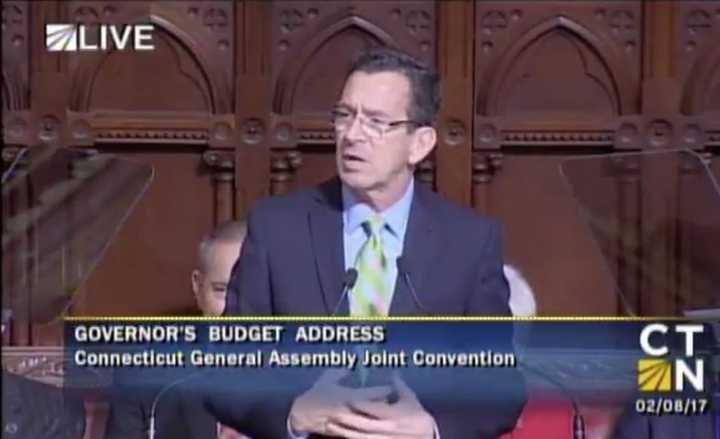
(73, 348), (517, 369)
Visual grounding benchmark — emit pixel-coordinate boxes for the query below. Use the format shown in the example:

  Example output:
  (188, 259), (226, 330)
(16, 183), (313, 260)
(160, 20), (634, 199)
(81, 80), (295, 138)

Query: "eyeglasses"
(330, 107), (422, 140)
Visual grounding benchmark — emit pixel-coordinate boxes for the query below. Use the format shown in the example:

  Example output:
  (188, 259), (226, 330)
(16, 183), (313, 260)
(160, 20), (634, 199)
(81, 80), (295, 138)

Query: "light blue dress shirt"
(289, 179), (441, 439)
(342, 179), (414, 311)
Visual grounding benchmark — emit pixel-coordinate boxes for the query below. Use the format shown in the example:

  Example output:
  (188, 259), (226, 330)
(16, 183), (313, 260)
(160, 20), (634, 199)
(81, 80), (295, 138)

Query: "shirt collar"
(342, 179), (414, 239)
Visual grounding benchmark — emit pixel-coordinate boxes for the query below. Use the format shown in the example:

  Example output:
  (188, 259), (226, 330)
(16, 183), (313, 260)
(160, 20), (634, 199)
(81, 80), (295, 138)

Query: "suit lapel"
(389, 184), (439, 315)
(308, 179), (345, 315)
(308, 179), (439, 316)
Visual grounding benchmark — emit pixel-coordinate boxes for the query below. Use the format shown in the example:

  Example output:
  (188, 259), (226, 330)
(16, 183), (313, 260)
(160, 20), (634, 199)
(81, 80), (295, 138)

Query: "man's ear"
(191, 269), (202, 298)
(409, 126), (437, 166)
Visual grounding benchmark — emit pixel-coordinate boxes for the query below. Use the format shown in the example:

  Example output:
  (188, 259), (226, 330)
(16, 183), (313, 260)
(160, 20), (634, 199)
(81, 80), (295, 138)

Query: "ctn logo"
(638, 323), (705, 392)
(45, 23), (155, 52)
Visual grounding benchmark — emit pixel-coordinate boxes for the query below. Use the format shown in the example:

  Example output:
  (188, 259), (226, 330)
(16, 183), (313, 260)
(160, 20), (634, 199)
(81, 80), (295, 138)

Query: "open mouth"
(343, 153), (365, 162)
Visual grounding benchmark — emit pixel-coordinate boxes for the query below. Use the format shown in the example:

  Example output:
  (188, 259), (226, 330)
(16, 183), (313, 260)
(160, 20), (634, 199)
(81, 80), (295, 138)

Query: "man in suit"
(106, 221), (248, 439)
(220, 47), (525, 438)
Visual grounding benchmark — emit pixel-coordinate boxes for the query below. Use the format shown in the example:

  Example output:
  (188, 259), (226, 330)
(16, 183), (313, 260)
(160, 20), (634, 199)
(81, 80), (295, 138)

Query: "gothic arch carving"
(478, 16), (636, 117)
(68, 13), (231, 113)
(681, 45), (720, 115)
(273, 15), (397, 114)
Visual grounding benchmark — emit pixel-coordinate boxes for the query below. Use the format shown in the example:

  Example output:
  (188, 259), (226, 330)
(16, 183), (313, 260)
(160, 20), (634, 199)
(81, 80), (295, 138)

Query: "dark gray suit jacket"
(227, 178), (512, 317)
(215, 178), (526, 438)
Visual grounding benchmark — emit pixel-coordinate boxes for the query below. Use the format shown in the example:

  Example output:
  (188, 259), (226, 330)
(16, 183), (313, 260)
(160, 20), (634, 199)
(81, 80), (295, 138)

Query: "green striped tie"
(350, 216), (390, 317)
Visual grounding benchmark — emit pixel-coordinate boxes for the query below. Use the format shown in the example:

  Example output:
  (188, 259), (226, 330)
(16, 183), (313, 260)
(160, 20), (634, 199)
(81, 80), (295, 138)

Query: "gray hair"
(197, 220), (247, 272)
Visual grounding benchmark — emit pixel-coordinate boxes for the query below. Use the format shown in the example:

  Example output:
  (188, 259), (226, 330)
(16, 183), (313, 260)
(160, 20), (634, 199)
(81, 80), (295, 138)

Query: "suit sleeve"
(225, 207), (273, 316)
(431, 220), (526, 438)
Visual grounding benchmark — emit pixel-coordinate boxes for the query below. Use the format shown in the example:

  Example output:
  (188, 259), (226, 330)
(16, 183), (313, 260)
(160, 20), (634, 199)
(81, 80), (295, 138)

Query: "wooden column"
(235, 0), (272, 216)
(203, 150), (236, 224)
(436, 0), (474, 205)
(270, 150), (302, 196)
(471, 152), (503, 215)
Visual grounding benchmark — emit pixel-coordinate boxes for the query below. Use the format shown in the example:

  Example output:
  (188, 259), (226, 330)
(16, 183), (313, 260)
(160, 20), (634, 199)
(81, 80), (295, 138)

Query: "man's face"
(334, 71), (419, 195)
(192, 241), (242, 316)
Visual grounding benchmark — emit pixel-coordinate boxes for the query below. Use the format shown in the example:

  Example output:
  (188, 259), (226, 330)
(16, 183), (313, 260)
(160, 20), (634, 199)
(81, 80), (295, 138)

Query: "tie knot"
(362, 216), (385, 237)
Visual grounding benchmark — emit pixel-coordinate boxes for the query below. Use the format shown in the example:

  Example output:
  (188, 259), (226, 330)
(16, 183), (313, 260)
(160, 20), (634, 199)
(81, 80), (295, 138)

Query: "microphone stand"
(147, 369), (208, 439)
(396, 257), (429, 315)
(518, 360), (586, 439)
(331, 269), (358, 317)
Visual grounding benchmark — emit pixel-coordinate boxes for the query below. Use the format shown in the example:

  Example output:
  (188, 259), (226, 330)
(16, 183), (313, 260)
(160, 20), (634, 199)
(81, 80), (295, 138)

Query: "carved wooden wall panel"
(2, 0), (720, 346)
(474, 1), (642, 149)
(676, 1), (720, 144)
(65, 0), (233, 114)
(62, 1), (235, 148)
(478, 155), (618, 315)
(271, 1), (434, 119)
(81, 34), (212, 112)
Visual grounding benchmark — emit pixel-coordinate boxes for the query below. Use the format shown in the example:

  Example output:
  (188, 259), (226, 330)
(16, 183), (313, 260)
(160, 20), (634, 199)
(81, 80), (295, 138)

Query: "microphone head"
(396, 256), (408, 275)
(344, 268), (358, 288)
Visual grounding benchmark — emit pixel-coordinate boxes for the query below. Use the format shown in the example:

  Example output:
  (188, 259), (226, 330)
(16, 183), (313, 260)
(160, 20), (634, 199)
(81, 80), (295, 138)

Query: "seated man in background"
(192, 220), (248, 317)
(106, 220), (248, 439)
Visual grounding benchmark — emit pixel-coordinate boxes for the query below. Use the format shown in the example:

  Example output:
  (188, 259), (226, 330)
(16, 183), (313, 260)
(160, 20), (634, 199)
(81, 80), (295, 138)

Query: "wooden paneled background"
(2, 0), (720, 347)
(2, 2), (718, 438)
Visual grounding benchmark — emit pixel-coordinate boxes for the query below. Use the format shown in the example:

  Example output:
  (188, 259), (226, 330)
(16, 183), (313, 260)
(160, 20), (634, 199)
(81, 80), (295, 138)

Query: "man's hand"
(325, 373), (435, 439)
(288, 369), (394, 436)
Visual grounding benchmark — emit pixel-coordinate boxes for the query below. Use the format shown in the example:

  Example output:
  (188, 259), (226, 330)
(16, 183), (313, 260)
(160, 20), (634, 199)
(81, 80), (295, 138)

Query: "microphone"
(518, 361), (586, 439)
(331, 268), (359, 316)
(396, 257), (429, 315)
(148, 369), (208, 439)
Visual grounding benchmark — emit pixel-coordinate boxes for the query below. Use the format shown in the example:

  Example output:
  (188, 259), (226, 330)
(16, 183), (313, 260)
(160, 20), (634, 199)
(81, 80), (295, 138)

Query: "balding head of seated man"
(192, 220), (248, 317)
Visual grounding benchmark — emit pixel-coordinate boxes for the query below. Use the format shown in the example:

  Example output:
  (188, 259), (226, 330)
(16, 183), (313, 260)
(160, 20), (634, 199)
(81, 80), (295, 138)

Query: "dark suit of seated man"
(211, 47), (525, 439)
